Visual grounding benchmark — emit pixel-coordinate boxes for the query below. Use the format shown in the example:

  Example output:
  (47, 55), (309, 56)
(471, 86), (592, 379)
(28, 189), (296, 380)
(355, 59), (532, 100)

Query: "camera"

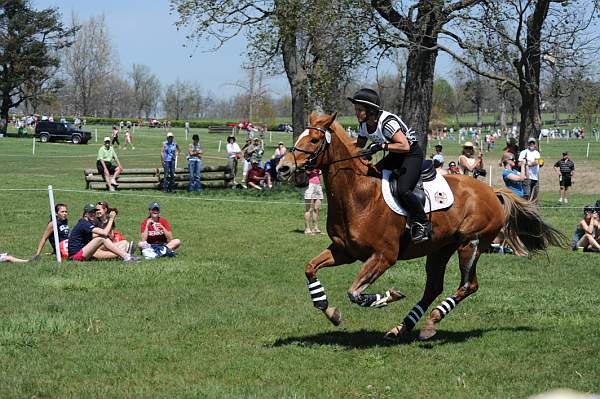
(473, 168), (487, 178)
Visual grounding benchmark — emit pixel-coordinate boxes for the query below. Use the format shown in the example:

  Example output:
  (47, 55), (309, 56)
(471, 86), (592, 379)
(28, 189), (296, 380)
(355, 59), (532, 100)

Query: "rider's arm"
(356, 136), (367, 148)
(387, 130), (410, 153)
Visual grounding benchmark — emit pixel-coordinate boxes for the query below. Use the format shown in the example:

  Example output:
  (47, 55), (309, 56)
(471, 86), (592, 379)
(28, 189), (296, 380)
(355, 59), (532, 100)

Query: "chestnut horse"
(277, 112), (564, 340)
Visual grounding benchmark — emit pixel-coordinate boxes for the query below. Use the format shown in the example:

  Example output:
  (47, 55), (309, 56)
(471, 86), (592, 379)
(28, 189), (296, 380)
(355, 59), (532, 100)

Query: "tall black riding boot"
(397, 191), (431, 243)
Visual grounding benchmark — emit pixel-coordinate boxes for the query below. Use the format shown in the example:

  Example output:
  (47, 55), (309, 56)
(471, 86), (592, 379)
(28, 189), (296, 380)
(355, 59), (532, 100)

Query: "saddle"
(388, 160), (436, 206)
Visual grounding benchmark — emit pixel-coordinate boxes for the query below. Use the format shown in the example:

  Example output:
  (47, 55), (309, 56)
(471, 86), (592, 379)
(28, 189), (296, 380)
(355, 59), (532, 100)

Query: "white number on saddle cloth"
(381, 170), (454, 216)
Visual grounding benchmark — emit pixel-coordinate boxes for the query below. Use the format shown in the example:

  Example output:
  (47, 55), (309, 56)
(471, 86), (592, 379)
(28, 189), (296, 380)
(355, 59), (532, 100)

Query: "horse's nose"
(278, 165), (290, 176)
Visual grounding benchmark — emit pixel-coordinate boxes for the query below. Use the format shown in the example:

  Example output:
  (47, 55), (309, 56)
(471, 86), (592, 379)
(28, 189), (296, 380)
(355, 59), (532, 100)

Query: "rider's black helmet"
(347, 88), (381, 111)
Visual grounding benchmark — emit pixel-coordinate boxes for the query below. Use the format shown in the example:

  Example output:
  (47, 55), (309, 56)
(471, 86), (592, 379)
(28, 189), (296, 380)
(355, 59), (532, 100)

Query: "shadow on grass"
(270, 326), (537, 349)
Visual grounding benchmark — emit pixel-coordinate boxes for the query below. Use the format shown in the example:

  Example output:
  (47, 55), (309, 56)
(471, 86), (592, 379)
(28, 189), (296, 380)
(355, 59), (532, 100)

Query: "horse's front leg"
(305, 246), (352, 326)
(347, 253), (405, 308)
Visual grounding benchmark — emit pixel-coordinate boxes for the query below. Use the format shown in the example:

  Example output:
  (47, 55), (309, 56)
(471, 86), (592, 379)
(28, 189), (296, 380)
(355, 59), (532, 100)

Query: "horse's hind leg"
(419, 237), (481, 340)
(384, 245), (455, 341)
(306, 245), (352, 326)
(347, 254), (405, 309)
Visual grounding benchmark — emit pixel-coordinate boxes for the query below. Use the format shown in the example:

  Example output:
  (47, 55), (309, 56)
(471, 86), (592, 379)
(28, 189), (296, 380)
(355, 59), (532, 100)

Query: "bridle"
(288, 126), (370, 172)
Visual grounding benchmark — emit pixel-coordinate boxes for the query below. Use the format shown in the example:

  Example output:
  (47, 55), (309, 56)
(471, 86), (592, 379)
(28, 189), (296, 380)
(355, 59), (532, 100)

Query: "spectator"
(245, 159), (272, 190)
(501, 137), (519, 165)
(111, 126), (120, 148)
(0, 252), (29, 264)
(433, 156), (447, 175)
(93, 201), (131, 259)
(32, 203), (69, 261)
(274, 141), (287, 159)
(97, 137), (123, 192)
(226, 135), (242, 184)
(161, 132), (181, 193)
(252, 137), (264, 165)
(304, 168), (324, 235)
(432, 144), (443, 159)
(241, 137), (256, 182)
(571, 206), (600, 252)
(502, 155), (527, 197)
(138, 202), (181, 251)
(67, 203), (137, 262)
(187, 134), (203, 192)
(554, 152), (575, 203)
(458, 141), (483, 177)
(447, 161), (460, 175)
(518, 137), (542, 202)
(123, 128), (134, 150)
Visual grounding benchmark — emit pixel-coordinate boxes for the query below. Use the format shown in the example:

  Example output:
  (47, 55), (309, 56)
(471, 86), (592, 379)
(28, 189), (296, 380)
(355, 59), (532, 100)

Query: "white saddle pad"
(382, 169), (454, 216)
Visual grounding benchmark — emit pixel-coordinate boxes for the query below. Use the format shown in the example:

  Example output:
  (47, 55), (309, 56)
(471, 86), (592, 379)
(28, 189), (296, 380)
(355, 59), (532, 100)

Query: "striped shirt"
(358, 111), (417, 146)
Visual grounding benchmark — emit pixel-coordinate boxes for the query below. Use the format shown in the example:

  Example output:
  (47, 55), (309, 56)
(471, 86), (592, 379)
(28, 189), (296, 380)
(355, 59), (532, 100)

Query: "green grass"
(0, 128), (599, 398)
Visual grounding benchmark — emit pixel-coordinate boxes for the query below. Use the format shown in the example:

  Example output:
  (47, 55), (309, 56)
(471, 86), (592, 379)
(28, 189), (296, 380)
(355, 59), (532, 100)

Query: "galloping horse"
(277, 112), (564, 340)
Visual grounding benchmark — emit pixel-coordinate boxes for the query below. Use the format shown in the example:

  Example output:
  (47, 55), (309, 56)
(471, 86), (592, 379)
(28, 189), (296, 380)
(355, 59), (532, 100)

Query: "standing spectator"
(245, 159), (272, 190)
(432, 144), (443, 159)
(502, 155), (527, 197)
(554, 152), (575, 203)
(252, 137), (264, 165)
(226, 135), (242, 184)
(97, 137), (123, 192)
(138, 202), (181, 251)
(123, 128), (135, 150)
(161, 132), (181, 193)
(304, 168), (324, 235)
(518, 137), (542, 202)
(68, 203), (137, 262)
(433, 155), (447, 175)
(187, 134), (203, 192)
(32, 203), (69, 261)
(111, 126), (120, 148)
(458, 141), (483, 177)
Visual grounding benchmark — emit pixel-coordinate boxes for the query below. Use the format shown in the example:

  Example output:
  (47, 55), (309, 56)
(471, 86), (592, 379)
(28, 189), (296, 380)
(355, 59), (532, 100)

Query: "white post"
(175, 155), (178, 170)
(32, 136), (36, 155)
(95, 128), (98, 142)
(48, 185), (61, 263)
(586, 142), (590, 158)
(488, 164), (492, 186)
(218, 140), (222, 152)
(185, 127), (189, 141)
(269, 131), (272, 143)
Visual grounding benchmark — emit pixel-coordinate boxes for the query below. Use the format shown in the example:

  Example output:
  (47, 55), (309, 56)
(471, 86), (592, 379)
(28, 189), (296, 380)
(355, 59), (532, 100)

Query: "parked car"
(35, 121), (91, 144)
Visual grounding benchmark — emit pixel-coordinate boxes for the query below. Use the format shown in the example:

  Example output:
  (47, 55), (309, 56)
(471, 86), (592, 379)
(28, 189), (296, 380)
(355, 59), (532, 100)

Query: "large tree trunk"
(0, 97), (10, 135)
(402, 42), (437, 150)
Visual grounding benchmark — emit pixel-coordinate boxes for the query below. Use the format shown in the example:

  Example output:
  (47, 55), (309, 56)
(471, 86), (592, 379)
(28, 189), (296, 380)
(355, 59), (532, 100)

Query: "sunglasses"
(151, 207), (160, 211)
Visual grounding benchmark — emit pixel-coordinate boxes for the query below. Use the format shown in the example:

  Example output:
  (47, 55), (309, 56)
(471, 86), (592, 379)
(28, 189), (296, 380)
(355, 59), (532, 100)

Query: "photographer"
(458, 142), (485, 179)
(138, 201), (181, 252)
(502, 155), (527, 197)
(571, 206), (600, 252)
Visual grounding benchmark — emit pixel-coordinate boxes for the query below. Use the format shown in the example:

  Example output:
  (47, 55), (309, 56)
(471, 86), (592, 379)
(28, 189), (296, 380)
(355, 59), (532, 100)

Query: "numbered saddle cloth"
(381, 169), (454, 216)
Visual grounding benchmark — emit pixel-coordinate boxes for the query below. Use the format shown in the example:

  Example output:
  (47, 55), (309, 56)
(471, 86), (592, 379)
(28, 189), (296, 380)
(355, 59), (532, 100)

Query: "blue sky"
(34, 0), (453, 99)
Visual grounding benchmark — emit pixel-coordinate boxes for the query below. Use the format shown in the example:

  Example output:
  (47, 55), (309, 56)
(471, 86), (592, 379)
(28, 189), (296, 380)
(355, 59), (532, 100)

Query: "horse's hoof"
(383, 324), (407, 341)
(387, 288), (406, 303)
(418, 322), (437, 340)
(324, 307), (341, 326)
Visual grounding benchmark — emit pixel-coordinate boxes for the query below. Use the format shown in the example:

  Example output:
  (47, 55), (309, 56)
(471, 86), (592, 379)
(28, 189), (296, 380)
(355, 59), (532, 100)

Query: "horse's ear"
(324, 112), (337, 128)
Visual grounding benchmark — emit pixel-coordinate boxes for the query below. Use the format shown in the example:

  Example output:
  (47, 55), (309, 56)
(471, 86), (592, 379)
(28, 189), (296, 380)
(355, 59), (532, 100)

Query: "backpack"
(141, 244), (176, 260)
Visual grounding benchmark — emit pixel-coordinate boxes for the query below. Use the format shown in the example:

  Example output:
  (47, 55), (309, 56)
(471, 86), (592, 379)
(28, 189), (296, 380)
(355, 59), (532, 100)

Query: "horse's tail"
(495, 189), (566, 256)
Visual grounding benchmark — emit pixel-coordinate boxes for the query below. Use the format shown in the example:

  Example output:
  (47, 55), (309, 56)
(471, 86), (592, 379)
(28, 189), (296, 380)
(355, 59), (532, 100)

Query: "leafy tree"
(0, 0), (76, 132)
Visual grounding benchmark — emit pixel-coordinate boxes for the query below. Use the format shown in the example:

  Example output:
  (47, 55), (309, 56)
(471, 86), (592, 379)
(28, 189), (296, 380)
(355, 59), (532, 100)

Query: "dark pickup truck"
(35, 121), (91, 144)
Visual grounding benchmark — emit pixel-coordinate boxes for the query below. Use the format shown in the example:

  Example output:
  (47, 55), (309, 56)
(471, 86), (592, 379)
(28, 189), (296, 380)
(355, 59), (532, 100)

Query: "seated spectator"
(274, 142), (287, 160)
(447, 161), (460, 175)
(138, 202), (181, 251)
(246, 160), (272, 190)
(32, 203), (69, 261)
(97, 137), (123, 191)
(571, 206), (600, 252)
(68, 203), (138, 262)
(0, 252), (29, 264)
(94, 201), (131, 258)
(502, 155), (527, 197)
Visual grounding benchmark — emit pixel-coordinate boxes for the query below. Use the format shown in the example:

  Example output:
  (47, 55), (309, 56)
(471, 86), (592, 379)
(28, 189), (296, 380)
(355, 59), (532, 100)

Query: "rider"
(347, 88), (431, 242)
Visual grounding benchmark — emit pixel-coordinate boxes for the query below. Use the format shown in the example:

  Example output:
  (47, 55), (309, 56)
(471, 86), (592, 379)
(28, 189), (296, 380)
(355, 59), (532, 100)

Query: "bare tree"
(438, 0), (600, 147)
(62, 14), (116, 116)
(129, 64), (161, 119)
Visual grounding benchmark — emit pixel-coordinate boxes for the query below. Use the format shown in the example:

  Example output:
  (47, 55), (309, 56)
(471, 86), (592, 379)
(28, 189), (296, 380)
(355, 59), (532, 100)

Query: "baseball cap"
(103, 137), (111, 142)
(435, 144), (443, 149)
(166, 132), (174, 138)
(148, 201), (160, 210)
(432, 154), (444, 164)
(463, 141), (474, 148)
(83, 203), (97, 213)
(528, 137), (536, 144)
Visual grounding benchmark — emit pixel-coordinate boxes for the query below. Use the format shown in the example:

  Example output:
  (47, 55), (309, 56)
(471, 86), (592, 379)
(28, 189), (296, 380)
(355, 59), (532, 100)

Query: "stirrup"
(410, 221), (431, 243)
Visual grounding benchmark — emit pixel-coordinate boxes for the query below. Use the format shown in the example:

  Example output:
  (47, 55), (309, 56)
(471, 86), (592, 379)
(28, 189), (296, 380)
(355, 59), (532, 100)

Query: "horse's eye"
(310, 138), (319, 144)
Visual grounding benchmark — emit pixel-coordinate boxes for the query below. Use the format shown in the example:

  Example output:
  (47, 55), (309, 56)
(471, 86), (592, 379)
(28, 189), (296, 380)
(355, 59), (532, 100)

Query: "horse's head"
(277, 112), (337, 184)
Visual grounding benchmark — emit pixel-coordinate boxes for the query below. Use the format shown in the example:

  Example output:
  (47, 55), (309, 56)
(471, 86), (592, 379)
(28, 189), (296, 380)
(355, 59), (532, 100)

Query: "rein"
(289, 126), (368, 171)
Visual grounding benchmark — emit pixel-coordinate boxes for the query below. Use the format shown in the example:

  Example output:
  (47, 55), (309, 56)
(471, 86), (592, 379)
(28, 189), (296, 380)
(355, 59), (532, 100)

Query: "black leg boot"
(397, 191), (431, 243)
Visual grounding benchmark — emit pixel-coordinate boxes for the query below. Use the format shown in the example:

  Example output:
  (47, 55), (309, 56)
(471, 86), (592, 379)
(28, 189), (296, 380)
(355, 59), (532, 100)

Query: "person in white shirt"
(518, 137), (543, 202)
(226, 135), (242, 184)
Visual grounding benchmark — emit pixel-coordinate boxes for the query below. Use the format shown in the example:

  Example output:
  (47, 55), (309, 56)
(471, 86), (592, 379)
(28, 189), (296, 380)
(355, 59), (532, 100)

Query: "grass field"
(1, 126), (599, 398)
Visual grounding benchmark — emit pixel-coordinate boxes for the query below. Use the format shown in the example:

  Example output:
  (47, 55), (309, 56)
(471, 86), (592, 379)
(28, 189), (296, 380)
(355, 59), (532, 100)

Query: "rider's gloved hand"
(368, 142), (387, 154)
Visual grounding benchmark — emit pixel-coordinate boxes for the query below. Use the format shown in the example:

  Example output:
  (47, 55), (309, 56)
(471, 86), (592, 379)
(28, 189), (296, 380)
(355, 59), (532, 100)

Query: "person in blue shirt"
(161, 132), (181, 192)
(502, 154), (527, 197)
